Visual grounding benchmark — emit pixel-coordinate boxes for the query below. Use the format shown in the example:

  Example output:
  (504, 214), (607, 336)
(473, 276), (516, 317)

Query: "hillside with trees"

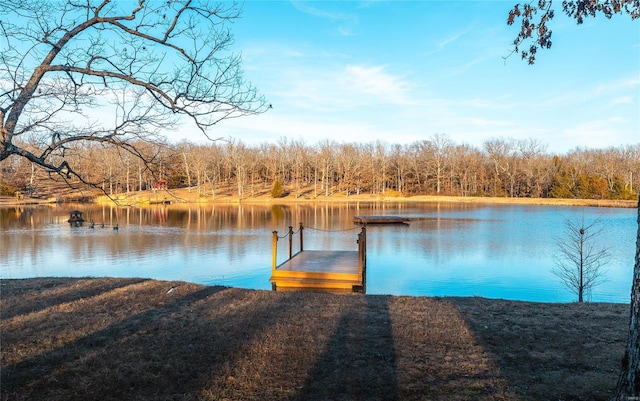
(1, 134), (638, 202)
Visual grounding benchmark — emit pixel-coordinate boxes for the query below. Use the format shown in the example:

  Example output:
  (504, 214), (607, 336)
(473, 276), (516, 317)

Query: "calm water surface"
(0, 202), (636, 303)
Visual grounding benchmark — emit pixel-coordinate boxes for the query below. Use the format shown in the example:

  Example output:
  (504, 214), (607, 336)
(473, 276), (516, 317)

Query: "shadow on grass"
(2, 284), (301, 401)
(2, 279), (629, 401)
(293, 295), (398, 401)
(1, 285), (224, 395)
(0, 277), (148, 320)
(450, 297), (628, 401)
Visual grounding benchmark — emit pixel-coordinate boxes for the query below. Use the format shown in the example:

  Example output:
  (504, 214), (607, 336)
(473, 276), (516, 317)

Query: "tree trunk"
(29, 163), (35, 197)
(182, 152), (191, 192)
(614, 194), (640, 399)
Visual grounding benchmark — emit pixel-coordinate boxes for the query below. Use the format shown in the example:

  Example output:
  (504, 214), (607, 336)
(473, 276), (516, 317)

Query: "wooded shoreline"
(1, 190), (637, 209)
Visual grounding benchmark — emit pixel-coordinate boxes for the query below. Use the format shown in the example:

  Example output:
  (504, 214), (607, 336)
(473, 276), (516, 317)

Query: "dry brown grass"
(84, 186), (638, 209)
(0, 278), (628, 401)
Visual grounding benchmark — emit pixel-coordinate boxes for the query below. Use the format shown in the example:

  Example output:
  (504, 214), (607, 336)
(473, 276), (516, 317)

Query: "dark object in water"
(68, 211), (84, 226)
(353, 215), (410, 225)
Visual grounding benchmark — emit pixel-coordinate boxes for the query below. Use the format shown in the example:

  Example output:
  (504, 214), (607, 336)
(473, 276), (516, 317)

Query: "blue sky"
(183, 1), (639, 153)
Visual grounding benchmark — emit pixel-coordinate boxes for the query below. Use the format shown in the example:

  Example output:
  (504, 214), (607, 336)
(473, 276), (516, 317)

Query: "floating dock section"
(353, 215), (410, 225)
(269, 223), (366, 293)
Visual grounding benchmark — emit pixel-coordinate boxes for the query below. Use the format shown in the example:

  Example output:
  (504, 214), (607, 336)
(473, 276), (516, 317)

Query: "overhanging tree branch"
(1, 0), (268, 183)
(506, 0), (640, 64)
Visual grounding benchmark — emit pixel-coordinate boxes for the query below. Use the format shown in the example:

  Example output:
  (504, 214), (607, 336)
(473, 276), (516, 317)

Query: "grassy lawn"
(0, 277), (628, 401)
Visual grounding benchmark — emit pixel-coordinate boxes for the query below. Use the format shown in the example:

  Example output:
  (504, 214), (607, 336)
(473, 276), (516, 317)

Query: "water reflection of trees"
(1, 203), (634, 303)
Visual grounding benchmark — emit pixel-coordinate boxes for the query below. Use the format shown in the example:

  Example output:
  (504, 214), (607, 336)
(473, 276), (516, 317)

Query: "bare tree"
(1, 0), (268, 188)
(484, 138), (514, 197)
(427, 133), (453, 194)
(226, 139), (248, 198)
(337, 143), (358, 196)
(515, 138), (549, 197)
(553, 217), (610, 302)
(289, 139), (308, 198)
(318, 140), (335, 197)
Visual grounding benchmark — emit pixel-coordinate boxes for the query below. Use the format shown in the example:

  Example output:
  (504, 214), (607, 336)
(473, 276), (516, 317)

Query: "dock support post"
(288, 225), (294, 259)
(272, 231), (278, 271)
(357, 233), (362, 274)
(357, 226), (367, 293)
(362, 225), (366, 266)
(299, 222), (304, 252)
(357, 226), (366, 274)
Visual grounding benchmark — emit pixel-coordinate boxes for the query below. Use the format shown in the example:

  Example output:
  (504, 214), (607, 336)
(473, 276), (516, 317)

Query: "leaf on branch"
(506, 0), (638, 64)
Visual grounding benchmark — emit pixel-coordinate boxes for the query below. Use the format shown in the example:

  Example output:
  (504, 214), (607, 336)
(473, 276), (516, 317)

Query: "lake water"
(0, 202), (636, 303)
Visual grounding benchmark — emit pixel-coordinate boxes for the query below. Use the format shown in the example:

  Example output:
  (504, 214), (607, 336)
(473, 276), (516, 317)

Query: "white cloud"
(289, 1), (355, 22)
(543, 75), (640, 107)
(561, 117), (636, 149)
(459, 117), (516, 128)
(594, 76), (640, 94)
(342, 65), (413, 105)
(435, 28), (472, 51)
(337, 26), (356, 36)
(611, 96), (634, 105)
(243, 49), (417, 113)
(198, 110), (394, 146)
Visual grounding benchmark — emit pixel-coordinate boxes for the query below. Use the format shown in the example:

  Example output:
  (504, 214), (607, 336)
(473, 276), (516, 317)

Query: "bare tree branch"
(506, 0), (640, 64)
(1, 0), (268, 186)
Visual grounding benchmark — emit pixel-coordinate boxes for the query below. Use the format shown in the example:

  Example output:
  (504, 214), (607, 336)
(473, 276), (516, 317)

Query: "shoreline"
(2, 191), (637, 209)
(98, 189), (640, 208)
(0, 276), (630, 305)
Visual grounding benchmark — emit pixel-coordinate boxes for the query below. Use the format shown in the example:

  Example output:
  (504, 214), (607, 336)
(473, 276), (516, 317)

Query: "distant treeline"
(1, 135), (639, 200)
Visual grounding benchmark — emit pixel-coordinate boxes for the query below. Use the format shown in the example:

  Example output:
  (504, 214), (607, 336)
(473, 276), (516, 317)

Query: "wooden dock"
(269, 224), (366, 293)
(353, 215), (410, 225)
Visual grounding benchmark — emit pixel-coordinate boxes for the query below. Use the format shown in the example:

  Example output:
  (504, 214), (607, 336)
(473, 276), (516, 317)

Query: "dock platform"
(269, 224), (366, 293)
(353, 215), (410, 225)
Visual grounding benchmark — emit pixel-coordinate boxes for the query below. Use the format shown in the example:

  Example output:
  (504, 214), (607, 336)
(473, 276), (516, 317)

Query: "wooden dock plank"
(269, 250), (363, 292)
(276, 251), (359, 273)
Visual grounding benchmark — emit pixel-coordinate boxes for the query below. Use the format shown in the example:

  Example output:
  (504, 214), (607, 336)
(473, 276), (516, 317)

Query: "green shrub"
(271, 179), (284, 198)
(0, 183), (18, 196)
